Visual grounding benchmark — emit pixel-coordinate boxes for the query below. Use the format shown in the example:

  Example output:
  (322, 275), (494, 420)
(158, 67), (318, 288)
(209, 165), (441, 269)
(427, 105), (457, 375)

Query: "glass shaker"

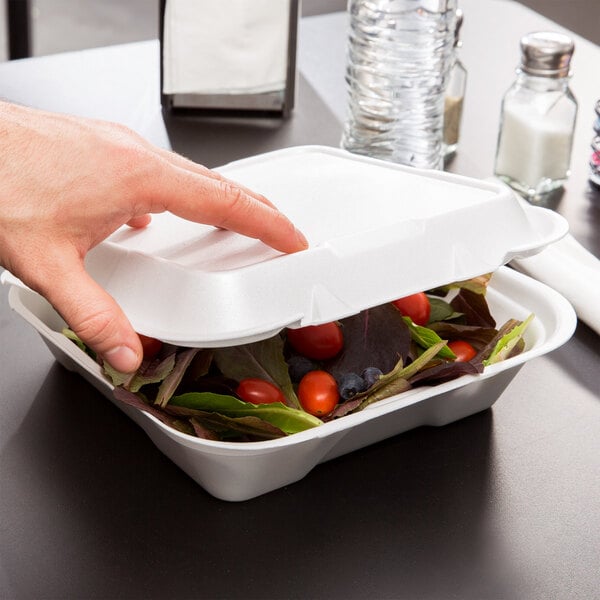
(443, 8), (467, 159)
(494, 32), (578, 201)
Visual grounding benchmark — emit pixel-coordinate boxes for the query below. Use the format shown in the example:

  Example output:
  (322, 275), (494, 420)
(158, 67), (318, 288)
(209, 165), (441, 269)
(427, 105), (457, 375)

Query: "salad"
(64, 273), (532, 442)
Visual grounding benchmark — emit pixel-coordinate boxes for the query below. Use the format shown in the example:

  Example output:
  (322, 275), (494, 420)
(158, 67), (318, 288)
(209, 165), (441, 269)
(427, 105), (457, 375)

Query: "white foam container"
(2, 146), (577, 500)
(71, 146), (566, 346)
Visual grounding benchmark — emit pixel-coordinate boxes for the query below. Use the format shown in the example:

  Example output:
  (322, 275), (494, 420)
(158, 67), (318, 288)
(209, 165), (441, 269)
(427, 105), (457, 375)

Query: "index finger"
(143, 157), (309, 255)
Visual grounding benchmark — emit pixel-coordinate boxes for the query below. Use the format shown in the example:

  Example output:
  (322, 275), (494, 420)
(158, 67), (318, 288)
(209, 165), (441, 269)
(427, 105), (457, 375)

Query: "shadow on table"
(545, 319), (600, 402)
(0, 361), (528, 599)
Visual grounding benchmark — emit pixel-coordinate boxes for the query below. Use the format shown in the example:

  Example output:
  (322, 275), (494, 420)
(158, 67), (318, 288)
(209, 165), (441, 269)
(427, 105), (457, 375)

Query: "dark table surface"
(1, 2), (600, 599)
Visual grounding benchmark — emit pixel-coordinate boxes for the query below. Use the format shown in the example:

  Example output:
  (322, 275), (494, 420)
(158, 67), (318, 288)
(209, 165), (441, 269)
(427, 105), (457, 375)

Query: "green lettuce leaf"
(103, 352), (177, 392)
(168, 392), (321, 435)
(62, 328), (96, 359)
(483, 314), (534, 366)
(428, 296), (462, 323)
(402, 317), (456, 360)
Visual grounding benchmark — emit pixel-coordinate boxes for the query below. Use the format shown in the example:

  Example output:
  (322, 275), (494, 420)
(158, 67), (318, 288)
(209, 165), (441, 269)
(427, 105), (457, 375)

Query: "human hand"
(0, 102), (308, 372)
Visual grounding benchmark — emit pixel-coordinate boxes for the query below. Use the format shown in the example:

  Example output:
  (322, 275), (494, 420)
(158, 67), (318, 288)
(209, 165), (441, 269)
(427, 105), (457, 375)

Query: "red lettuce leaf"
(324, 304), (411, 379)
(408, 359), (483, 387)
(213, 336), (300, 409)
(113, 387), (184, 430)
(451, 288), (496, 328)
(155, 348), (202, 408)
(427, 322), (498, 350)
(165, 406), (287, 440)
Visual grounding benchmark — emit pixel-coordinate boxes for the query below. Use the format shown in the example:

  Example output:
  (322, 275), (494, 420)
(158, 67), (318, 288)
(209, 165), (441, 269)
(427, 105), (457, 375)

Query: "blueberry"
(362, 367), (383, 389)
(288, 355), (316, 382)
(338, 372), (367, 401)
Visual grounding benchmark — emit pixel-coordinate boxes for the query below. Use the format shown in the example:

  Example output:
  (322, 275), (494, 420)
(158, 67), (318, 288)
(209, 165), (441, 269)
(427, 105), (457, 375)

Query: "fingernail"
(104, 346), (140, 373)
(295, 228), (309, 250)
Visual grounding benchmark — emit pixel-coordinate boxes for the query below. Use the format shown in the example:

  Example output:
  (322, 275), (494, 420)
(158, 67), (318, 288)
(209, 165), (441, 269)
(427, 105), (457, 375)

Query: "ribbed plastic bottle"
(341, 0), (457, 170)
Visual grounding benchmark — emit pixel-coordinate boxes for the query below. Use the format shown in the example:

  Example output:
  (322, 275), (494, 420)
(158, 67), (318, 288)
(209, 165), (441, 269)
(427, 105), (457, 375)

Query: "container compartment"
(6, 266), (576, 501)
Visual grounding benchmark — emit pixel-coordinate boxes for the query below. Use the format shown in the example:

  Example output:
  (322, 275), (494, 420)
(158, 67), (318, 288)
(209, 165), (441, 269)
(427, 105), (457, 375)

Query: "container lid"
(519, 31), (574, 78)
(7, 146), (569, 347)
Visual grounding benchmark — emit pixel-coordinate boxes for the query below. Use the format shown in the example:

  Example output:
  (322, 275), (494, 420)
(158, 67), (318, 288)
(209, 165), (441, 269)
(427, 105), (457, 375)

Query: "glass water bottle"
(494, 32), (578, 201)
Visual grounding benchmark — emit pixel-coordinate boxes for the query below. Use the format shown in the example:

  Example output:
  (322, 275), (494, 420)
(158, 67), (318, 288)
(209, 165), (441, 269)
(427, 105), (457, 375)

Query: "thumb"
(42, 258), (143, 373)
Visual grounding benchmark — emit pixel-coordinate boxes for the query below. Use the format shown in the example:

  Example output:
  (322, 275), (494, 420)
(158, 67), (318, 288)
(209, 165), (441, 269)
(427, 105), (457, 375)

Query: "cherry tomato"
(138, 334), (163, 360)
(448, 340), (477, 362)
(236, 378), (287, 405)
(286, 322), (344, 360)
(392, 292), (431, 326)
(298, 370), (339, 417)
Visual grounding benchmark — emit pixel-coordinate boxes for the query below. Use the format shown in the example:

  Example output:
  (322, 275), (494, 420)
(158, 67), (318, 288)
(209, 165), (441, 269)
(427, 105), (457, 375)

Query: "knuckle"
(218, 182), (252, 224)
(71, 306), (119, 351)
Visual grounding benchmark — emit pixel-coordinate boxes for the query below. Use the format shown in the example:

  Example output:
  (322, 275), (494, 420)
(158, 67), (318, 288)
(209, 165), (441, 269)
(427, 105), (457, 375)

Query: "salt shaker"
(494, 32), (578, 201)
(443, 8), (467, 159)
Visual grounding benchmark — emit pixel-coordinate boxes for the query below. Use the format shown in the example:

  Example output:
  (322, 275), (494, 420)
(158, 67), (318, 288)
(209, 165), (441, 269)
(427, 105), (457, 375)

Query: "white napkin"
(162, 0), (291, 95)
(511, 233), (600, 336)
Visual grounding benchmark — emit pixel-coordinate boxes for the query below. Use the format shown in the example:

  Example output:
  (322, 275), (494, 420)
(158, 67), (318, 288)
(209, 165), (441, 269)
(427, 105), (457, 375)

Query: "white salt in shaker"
(494, 32), (577, 201)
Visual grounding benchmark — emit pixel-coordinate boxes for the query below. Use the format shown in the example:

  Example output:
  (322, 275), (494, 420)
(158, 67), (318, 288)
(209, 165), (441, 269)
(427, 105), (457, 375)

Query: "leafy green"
(402, 317), (456, 360)
(103, 362), (136, 388)
(325, 304), (411, 380)
(62, 272), (535, 444)
(357, 342), (446, 410)
(104, 352), (177, 392)
(177, 411), (286, 440)
(213, 336), (300, 409)
(428, 296), (462, 323)
(451, 288), (496, 328)
(428, 322), (498, 350)
(430, 274), (492, 296)
(408, 356), (483, 386)
(62, 328), (96, 359)
(484, 314), (534, 366)
(168, 392), (322, 435)
(155, 348), (202, 408)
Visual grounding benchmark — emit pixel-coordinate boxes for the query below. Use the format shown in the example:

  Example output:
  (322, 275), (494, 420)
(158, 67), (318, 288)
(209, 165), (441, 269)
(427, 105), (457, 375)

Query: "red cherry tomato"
(236, 378), (287, 405)
(298, 370), (339, 417)
(448, 340), (477, 362)
(286, 322), (344, 360)
(138, 334), (163, 360)
(392, 292), (431, 326)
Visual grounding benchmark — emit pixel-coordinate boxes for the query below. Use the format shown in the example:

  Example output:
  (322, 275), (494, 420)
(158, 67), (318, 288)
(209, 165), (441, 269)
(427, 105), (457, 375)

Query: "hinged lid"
(4, 146), (569, 347)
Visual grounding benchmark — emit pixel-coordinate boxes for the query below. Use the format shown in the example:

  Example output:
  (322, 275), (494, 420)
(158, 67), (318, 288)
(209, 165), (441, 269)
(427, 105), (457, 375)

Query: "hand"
(0, 102), (308, 372)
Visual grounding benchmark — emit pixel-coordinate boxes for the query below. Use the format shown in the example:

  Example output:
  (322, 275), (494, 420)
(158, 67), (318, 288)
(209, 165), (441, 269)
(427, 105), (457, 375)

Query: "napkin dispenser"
(159, 0), (299, 118)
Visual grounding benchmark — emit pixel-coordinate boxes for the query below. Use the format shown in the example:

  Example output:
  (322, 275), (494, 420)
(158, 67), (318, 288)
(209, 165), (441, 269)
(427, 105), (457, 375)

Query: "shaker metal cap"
(520, 32), (575, 78)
